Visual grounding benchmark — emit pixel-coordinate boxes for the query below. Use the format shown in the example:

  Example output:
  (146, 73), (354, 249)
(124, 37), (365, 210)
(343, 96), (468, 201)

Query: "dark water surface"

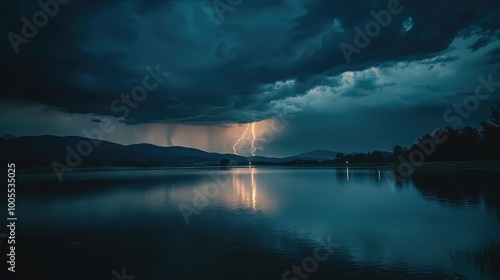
(11, 167), (500, 279)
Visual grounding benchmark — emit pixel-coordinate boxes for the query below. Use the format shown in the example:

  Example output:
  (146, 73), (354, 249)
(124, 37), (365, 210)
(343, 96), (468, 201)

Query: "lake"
(12, 167), (500, 279)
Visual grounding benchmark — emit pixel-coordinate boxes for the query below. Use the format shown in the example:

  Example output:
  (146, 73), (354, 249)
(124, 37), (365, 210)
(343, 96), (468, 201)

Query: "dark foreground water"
(8, 167), (500, 279)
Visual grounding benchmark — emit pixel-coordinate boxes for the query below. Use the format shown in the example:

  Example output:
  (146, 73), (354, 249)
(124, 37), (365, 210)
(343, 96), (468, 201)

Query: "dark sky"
(1, 0), (499, 157)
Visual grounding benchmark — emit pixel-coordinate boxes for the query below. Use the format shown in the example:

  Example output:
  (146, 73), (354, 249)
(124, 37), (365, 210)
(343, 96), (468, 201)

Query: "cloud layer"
(2, 0), (499, 125)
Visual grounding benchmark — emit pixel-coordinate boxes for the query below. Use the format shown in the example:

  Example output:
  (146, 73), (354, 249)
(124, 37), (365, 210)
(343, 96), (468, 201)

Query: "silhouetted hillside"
(0, 135), (323, 169)
(295, 150), (338, 160)
(0, 135), (248, 168)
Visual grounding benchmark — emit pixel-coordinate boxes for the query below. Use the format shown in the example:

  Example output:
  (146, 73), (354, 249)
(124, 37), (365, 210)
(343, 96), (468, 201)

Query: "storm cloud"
(1, 0), (499, 155)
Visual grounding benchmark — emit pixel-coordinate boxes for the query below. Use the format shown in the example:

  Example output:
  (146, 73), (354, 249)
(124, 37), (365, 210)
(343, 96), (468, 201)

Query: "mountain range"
(0, 135), (341, 168)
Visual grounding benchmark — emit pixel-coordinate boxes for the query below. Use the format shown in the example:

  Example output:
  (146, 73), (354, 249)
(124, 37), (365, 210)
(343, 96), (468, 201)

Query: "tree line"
(330, 102), (500, 164)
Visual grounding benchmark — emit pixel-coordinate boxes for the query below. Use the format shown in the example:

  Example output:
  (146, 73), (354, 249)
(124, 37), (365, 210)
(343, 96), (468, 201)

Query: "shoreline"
(16, 160), (500, 175)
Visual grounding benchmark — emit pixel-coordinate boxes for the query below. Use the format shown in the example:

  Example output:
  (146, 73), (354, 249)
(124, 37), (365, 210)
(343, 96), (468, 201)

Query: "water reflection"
(411, 169), (500, 216)
(13, 167), (500, 280)
(451, 239), (500, 280)
(335, 167), (400, 188)
(251, 169), (256, 210)
(232, 168), (259, 210)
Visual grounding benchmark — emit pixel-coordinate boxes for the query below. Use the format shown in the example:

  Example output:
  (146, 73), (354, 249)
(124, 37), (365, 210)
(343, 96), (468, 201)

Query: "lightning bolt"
(250, 122), (259, 156)
(233, 122), (264, 156)
(233, 123), (251, 155)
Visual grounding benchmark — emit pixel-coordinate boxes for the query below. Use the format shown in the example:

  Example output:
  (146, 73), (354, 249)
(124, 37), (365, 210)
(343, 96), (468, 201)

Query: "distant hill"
(0, 135), (249, 168)
(0, 136), (396, 171)
(295, 150), (338, 160)
(0, 135), (322, 169)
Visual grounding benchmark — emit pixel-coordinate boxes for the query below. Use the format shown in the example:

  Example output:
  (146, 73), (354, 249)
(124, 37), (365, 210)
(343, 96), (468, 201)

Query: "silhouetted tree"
(459, 126), (480, 160)
(368, 150), (383, 162)
(1, 134), (15, 140)
(479, 102), (500, 159)
(335, 152), (344, 161)
(392, 145), (408, 162)
(480, 102), (500, 134)
(219, 158), (230, 166)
